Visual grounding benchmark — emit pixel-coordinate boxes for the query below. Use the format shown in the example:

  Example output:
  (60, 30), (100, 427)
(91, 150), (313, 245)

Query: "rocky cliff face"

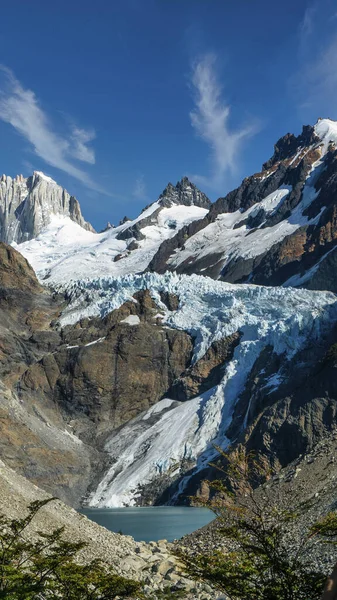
(0, 171), (94, 243)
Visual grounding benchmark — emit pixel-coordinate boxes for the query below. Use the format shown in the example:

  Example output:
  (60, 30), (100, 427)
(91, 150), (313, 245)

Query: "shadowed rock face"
(168, 334), (241, 401)
(172, 325), (337, 504)
(0, 242), (43, 292)
(0, 172), (94, 243)
(19, 290), (194, 442)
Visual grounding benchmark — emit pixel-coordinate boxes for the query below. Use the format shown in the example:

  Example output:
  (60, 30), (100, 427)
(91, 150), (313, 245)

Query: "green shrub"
(0, 498), (142, 599)
(178, 449), (331, 600)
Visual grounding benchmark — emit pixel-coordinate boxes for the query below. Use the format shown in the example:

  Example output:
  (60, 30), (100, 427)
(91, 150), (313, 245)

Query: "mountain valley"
(1, 119), (337, 517)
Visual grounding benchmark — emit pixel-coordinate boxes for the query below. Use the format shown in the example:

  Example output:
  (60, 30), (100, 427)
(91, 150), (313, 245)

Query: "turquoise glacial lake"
(81, 506), (215, 542)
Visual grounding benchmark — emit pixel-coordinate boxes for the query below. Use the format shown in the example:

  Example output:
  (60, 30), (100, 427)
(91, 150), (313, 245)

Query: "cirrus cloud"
(189, 54), (258, 190)
(0, 65), (109, 194)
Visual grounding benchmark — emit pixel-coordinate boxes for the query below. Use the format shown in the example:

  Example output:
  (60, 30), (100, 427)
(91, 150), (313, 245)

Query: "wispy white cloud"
(132, 174), (147, 200)
(70, 126), (96, 164)
(189, 54), (258, 189)
(293, 31), (337, 116)
(0, 66), (108, 194)
(292, 3), (337, 118)
(298, 5), (316, 56)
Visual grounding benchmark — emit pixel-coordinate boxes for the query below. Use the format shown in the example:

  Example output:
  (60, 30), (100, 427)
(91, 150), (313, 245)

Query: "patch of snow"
(314, 118), (337, 151)
(142, 398), (177, 420)
(34, 171), (57, 185)
(263, 373), (283, 393)
(85, 337), (106, 346)
(63, 429), (83, 444)
(120, 315), (140, 326)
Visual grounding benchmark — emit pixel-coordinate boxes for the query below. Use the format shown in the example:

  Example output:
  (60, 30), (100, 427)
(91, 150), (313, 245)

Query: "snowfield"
(15, 203), (208, 284)
(54, 272), (337, 507)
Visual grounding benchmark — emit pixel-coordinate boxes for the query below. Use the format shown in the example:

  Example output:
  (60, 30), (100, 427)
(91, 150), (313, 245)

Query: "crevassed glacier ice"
(56, 273), (337, 507)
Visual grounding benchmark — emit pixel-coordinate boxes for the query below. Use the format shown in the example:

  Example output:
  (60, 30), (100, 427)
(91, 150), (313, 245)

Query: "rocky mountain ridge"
(148, 119), (337, 291)
(7, 119), (337, 295)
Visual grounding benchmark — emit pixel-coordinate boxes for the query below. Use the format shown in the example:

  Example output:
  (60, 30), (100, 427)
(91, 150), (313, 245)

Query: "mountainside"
(0, 171), (94, 244)
(56, 272), (337, 506)
(15, 177), (210, 283)
(148, 119), (337, 291)
(0, 244), (198, 506)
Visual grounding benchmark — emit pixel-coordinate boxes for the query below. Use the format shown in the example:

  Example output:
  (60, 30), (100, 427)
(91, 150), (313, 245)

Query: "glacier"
(54, 272), (337, 507)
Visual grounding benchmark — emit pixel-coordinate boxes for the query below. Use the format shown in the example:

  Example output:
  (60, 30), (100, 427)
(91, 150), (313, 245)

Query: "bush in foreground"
(178, 449), (336, 600)
(0, 498), (141, 599)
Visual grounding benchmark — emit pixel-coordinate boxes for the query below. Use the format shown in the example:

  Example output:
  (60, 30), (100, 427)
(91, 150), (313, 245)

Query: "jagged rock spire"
(158, 177), (211, 209)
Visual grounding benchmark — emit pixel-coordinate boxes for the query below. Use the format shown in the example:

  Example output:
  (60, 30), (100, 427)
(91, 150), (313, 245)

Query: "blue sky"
(0, 0), (336, 230)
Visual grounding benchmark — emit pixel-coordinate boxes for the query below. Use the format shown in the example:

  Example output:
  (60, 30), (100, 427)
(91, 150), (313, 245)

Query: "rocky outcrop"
(168, 333), (241, 401)
(0, 242), (43, 292)
(158, 177), (211, 209)
(0, 171), (94, 243)
(19, 290), (194, 442)
(262, 124), (319, 170)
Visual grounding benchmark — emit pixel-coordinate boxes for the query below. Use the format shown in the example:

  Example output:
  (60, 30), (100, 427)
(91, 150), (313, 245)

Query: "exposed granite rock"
(168, 334), (241, 401)
(19, 292), (194, 441)
(159, 291), (180, 311)
(0, 171), (94, 243)
(262, 124), (319, 170)
(0, 242), (43, 292)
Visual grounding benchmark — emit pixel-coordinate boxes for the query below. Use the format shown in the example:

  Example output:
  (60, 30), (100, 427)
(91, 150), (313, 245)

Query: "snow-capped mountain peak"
(0, 170), (94, 244)
(32, 170), (58, 185)
(314, 117), (337, 148)
(6, 118), (337, 293)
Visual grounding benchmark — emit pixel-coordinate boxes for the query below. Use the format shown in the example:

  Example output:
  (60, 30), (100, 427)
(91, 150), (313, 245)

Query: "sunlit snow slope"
(56, 272), (337, 506)
(16, 204), (208, 283)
